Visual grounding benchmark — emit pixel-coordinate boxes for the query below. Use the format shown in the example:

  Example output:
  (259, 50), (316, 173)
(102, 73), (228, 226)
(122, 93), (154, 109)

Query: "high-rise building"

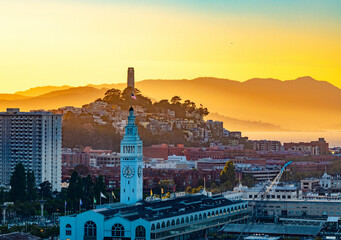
(120, 106), (143, 204)
(127, 67), (135, 89)
(0, 108), (62, 191)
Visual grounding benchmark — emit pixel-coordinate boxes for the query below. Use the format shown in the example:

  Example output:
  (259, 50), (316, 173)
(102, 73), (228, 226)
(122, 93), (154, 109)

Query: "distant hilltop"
(1, 76), (341, 132)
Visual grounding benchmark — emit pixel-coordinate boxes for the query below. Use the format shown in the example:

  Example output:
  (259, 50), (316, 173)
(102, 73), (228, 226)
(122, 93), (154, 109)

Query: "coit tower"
(127, 67), (135, 89)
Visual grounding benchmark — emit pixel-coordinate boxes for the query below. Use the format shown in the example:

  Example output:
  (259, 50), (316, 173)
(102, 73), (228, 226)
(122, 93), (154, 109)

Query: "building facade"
(249, 140), (282, 152)
(0, 108), (62, 191)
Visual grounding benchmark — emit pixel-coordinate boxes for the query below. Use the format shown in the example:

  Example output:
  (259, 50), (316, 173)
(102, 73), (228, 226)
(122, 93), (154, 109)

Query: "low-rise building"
(60, 194), (249, 240)
(249, 140), (282, 152)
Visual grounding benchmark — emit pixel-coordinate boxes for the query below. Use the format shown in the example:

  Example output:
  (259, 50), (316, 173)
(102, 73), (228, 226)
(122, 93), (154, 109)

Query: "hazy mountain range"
(1, 76), (340, 132)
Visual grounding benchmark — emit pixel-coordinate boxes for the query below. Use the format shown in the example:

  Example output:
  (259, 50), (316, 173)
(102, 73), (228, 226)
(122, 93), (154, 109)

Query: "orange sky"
(0, 0), (340, 93)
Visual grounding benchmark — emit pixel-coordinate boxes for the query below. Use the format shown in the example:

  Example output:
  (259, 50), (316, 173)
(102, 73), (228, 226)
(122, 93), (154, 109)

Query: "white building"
(120, 107), (144, 204)
(320, 171), (332, 189)
(145, 155), (195, 170)
(0, 108), (62, 191)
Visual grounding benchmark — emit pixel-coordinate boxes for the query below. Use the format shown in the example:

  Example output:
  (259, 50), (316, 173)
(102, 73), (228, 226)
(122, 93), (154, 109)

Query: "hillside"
(0, 87), (108, 111)
(15, 85), (73, 96)
(1, 76), (341, 131)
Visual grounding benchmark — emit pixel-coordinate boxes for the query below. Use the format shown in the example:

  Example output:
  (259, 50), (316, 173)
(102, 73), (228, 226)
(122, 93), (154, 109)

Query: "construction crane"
(235, 161), (293, 240)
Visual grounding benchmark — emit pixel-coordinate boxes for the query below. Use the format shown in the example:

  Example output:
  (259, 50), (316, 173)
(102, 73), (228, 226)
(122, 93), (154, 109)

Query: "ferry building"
(60, 107), (249, 240)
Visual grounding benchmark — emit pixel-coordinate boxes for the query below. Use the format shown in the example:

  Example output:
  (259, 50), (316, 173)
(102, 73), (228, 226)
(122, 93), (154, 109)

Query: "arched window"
(220, 209), (222, 215)
(176, 219), (180, 225)
(208, 212), (211, 217)
(151, 224), (155, 231)
(181, 217), (184, 224)
(227, 208), (230, 213)
(166, 221), (170, 227)
(203, 213), (207, 219)
(216, 210), (219, 215)
(199, 214), (202, 220)
(161, 222), (165, 228)
(194, 215), (198, 221)
(136, 226), (146, 238)
(190, 216), (193, 222)
(171, 220), (175, 226)
(223, 209), (226, 214)
(84, 221), (97, 237)
(212, 211), (214, 216)
(238, 206), (241, 210)
(156, 223), (160, 229)
(112, 224), (124, 237)
(65, 224), (71, 236)
(185, 217), (189, 223)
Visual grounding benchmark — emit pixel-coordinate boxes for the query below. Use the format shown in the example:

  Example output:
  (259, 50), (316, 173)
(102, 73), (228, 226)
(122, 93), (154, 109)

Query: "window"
(151, 224), (155, 230)
(136, 226), (146, 238)
(112, 224), (124, 237)
(166, 221), (170, 227)
(161, 222), (165, 228)
(156, 223), (160, 229)
(65, 224), (71, 236)
(84, 221), (96, 237)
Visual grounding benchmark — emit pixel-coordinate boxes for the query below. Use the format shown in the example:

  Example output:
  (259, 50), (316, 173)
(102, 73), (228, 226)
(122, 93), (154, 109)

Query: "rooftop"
(89, 194), (243, 222)
(223, 223), (322, 236)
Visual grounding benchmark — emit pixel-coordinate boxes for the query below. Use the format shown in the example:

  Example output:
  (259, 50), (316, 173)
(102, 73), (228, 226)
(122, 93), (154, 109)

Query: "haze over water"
(245, 131), (341, 148)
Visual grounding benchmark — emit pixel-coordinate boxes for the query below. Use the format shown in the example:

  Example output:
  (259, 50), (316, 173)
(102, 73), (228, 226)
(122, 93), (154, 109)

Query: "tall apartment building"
(0, 108), (62, 191)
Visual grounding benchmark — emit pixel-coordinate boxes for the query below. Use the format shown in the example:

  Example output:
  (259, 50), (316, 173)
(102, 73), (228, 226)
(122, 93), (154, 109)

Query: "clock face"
(127, 127), (133, 134)
(122, 166), (135, 178)
(138, 166), (143, 178)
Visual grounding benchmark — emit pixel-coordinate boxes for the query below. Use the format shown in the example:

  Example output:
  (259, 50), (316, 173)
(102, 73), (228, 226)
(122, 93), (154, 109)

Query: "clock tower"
(120, 107), (143, 204)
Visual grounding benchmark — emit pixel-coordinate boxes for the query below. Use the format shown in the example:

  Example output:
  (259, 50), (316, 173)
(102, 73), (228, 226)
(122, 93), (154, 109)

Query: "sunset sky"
(1, 0), (340, 93)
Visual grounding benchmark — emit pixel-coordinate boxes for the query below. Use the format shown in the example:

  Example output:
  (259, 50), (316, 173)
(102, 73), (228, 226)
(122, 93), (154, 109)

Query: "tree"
(103, 88), (122, 105)
(94, 175), (107, 203)
(67, 171), (79, 211)
(26, 170), (37, 201)
(82, 175), (94, 210)
(75, 176), (83, 200)
(241, 173), (255, 187)
(10, 163), (27, 202)
(220, 161), (236, 190)
(171, 96), (182, 104)
(39, 181), (52, 199)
